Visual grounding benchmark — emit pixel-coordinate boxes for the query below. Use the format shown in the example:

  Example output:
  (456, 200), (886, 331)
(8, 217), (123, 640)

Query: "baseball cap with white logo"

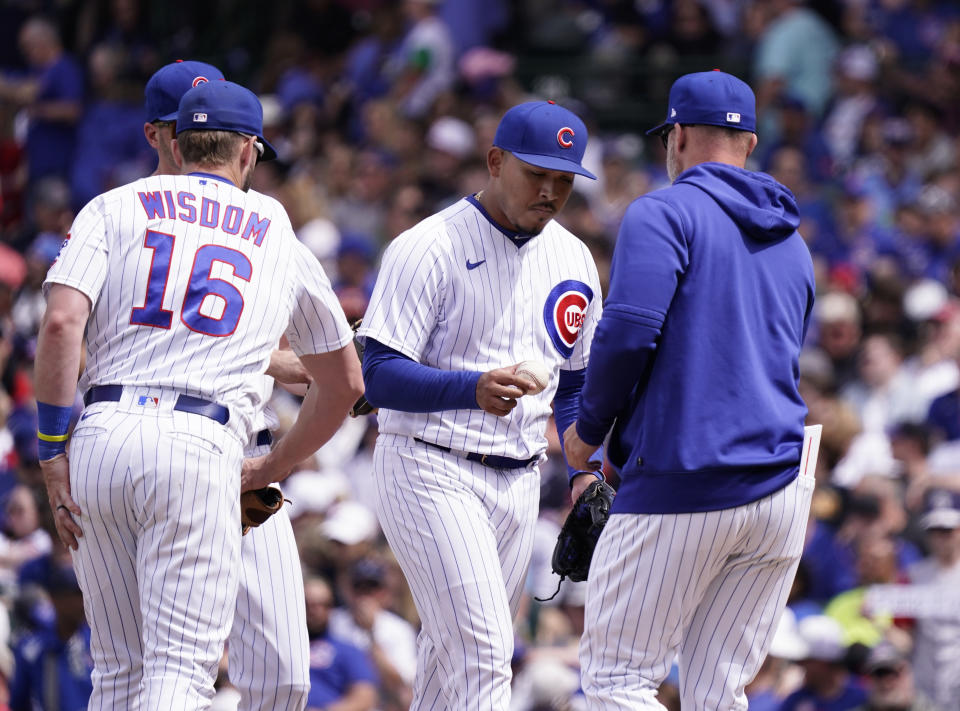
(921, 488), (960, 530)
(493, 101), (597, 179)
(176, 80), (278, 161)
(145, 60), (224, 122)
(647, 70), (757, 137)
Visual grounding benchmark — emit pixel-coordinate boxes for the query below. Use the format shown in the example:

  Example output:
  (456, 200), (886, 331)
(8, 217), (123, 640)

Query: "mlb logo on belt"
(138, 395), (160, 408)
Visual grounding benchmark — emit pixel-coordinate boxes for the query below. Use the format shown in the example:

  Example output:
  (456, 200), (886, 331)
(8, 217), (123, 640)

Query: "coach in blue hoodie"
(564, 71), (816, 711)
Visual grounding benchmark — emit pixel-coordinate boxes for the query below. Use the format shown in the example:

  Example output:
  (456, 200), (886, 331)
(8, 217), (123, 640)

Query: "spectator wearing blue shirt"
(9, 551), (92, 711)
(70, 43), (152, 209)
(304, 575), (377, 711)
(761, 94), (834, 183)
(911, 185), (960, 286)
(779, 615), (867, 711)
(800, 518), (858, 605)
(926, 385), (960, 444)
(824, 183), (899, 284)
(0, 17), (83, 188)
(766, 145), (837, 262)
(855, 119), (924, 231)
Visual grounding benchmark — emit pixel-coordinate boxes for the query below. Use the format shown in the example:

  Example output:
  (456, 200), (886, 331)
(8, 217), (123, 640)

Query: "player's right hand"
(476, 366), (532, 417)
(563, 421), (603, 474)
(40, 453), (83, 550)
(266, 348), (313, 386)
(241, 454), (277, 493)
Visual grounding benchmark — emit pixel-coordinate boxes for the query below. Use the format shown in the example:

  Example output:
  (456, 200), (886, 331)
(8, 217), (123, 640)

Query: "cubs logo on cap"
(145, 60), (225, 122)
(647, 70), (757, 138)
(543, 280), (594, 357)
(494, 102), (597, 179)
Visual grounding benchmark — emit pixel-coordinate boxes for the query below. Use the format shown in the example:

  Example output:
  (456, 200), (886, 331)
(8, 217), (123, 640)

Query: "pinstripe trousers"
(229, 507), (309, 711)
(68, 392), (244, 711)
(372, 433), (540, 711)
(228, 438), (309, 711)
(580, 472), (814, 711)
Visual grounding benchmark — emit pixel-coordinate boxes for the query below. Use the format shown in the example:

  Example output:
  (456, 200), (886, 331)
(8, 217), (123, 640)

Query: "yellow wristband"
(37, 431), (70, 443)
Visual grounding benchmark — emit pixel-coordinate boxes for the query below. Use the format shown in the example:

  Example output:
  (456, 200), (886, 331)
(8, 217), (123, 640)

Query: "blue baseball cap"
(493, 101), (597, 179)
(921, 488), (960, 530)
(145, 60), (224, 122)
(176, 80), (278, 161)
(647, 70), (757, 136)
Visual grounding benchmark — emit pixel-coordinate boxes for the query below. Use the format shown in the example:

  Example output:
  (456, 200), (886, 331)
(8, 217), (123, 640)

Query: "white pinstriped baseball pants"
(372, 433), (540, 711)
(580, 472), (814, 711)
(228, 439), (309, 711)
(68, 390), (244, 711)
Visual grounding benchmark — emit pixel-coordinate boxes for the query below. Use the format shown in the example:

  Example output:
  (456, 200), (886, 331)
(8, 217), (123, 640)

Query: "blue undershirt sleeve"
(362, 338), (483, 413)
(554, 368), (605, 484)
(575, 310), (661, 445)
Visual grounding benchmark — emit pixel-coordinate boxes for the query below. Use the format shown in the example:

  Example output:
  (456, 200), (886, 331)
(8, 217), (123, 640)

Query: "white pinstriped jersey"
(249, 376), (279, 435)
(45, 172), (353, 440)
(358, 196), (602, 460)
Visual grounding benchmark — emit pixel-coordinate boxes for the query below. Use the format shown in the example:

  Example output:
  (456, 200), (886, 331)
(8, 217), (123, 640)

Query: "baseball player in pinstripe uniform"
(565, 71), (818, 710)
(358, 101), (603, 711)
(144, 60), (313, 711)
(35, 80), (363, 710)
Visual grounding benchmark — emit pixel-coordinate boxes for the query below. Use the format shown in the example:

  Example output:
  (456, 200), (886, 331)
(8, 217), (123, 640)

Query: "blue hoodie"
(577, 162), (815, 514)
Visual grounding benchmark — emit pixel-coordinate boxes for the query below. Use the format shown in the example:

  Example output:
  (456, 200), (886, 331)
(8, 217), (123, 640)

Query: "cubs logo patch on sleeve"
(543, 279), (593, 358)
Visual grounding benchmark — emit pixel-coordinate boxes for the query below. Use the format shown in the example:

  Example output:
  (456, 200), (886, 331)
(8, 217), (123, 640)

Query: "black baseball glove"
(349, 319), (376, 417)
(240, 485), (286, 535)
(550, 479), (615, 584)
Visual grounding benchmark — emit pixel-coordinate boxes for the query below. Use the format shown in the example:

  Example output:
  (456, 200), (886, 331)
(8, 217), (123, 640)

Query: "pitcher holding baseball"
(357, 101), (604, 711)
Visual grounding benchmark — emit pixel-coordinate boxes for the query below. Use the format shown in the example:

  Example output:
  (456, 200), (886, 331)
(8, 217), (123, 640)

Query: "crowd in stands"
(0, 0), (959, 709)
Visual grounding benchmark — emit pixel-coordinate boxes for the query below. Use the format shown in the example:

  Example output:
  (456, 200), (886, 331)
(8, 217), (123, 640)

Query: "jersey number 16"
(130, 229), (250, 337)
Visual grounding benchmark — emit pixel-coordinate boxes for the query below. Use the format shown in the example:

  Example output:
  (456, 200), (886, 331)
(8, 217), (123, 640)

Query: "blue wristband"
(37, 402), (72, 460)
(569, 470), (604, 488)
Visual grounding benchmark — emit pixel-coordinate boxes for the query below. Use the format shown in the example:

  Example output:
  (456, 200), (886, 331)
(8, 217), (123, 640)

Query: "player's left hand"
(266, 348), (313, 386)
(40, 453), (83, 550)
(563, 421), (603, 473)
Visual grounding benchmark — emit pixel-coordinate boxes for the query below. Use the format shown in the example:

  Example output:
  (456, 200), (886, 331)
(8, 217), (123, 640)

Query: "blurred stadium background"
(1, 1), (960, 710)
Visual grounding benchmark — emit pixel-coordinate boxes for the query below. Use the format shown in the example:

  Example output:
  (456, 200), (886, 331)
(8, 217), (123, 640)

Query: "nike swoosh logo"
(466, 259), (486, 270)
(80, 411), (94, 420)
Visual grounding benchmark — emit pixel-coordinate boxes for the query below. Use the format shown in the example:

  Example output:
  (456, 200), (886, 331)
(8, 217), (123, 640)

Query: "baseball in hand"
(515, 360), (550, 395)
